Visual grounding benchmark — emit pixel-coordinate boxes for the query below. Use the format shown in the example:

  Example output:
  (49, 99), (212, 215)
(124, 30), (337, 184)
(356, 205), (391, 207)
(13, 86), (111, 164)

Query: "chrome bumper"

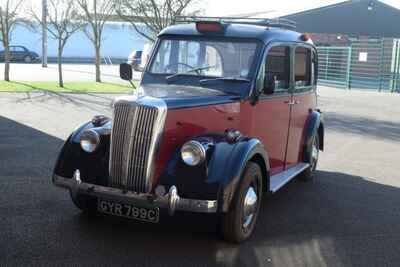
(52, 171), (218, 215)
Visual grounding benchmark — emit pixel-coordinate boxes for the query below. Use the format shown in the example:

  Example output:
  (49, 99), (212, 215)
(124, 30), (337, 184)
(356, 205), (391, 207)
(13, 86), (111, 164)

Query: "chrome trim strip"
(53, 174), (218, 214)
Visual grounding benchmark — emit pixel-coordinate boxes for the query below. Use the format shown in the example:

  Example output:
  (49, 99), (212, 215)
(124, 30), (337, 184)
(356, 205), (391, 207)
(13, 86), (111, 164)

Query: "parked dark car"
(127, 50), (142, 71)
(0, 45), (39, 63)
(53, 17), (324, 243)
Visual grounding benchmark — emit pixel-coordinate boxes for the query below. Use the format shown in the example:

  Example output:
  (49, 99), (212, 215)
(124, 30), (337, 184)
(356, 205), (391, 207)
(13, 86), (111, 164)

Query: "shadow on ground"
(1, 116), (400, 267)
(6, 81), (117, 112)
(325, 111), (400, 142)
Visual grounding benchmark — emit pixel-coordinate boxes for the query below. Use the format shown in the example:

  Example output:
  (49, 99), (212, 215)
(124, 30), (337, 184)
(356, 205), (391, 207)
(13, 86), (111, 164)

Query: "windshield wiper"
(166, 65), (214, 82)
(199, 77), (250, 85)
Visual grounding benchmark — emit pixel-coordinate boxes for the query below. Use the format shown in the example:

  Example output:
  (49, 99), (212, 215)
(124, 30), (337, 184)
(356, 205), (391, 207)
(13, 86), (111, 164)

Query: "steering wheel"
(165, 62), (198, 73)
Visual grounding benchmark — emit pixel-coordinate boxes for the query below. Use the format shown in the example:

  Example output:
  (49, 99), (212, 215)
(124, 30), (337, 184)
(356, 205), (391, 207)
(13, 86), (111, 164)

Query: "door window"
(294, 47), (312, 89)
(257, 45), (291, 94)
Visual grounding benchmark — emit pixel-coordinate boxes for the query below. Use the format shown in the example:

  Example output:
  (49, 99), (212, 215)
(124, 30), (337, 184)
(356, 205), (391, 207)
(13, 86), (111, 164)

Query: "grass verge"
(0, 81), (138, 93)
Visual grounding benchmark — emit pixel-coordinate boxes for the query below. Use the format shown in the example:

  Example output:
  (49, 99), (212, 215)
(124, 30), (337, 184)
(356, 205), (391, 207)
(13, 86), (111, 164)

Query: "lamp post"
(42, 0), (48, 67)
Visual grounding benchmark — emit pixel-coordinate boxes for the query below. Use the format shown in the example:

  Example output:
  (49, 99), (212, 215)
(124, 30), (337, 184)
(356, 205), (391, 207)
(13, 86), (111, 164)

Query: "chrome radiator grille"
(109, 100), (161, 193)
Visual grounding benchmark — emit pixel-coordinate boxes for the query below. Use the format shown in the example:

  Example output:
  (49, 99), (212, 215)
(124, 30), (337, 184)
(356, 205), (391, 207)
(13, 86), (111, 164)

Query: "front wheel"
(220, 162), (263, 243)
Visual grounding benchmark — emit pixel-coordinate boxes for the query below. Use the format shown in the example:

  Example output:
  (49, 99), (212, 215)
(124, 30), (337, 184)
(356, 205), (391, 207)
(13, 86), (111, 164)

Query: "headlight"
(181, 140), (206, 166)
(80, 129), (100, 153)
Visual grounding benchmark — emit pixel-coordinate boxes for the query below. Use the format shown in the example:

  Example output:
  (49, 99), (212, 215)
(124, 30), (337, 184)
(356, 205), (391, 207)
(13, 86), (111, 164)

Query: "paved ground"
(0, 63), (142, 82)
(0, 87), (399, 266)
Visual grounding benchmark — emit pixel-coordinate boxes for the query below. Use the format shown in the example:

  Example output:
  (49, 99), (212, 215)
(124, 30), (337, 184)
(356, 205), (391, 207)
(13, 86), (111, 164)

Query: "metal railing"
(317, 38), (400, 92)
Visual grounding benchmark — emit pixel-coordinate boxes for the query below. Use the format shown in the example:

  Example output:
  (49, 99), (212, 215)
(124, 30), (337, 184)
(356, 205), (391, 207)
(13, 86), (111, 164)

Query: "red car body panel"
(286, 92), (317, 168)
(153, 101), (241, 186)
(249, 95), (292, 175)
(153, 90), (316, 187)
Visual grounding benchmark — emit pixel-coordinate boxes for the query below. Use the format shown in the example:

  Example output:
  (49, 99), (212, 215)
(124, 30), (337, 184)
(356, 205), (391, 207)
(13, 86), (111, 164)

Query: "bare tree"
(0, 0), (24, 81)
(77, 0), (115, 83)
(31, 0), (83, 87)
(116, 0), (200, 43)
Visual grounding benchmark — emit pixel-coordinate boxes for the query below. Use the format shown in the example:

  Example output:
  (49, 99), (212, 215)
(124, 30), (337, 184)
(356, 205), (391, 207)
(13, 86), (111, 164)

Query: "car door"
(285, 45), (317, 167)
(8, 46), (16, 61)
(252, 45), (292, 175)
(14, 46), (25, 61)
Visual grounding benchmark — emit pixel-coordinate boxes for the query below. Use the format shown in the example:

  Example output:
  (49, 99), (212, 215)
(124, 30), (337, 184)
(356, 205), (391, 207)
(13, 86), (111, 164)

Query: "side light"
(300, 33), (311, 42)
(181, 140), (206, 166)
(92, 115), (110, 127)
(80, 129), (100, 153)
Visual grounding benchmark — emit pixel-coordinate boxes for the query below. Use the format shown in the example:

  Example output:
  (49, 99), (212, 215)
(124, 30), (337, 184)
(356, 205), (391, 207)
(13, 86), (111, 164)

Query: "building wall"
(283, 0), (400, 38)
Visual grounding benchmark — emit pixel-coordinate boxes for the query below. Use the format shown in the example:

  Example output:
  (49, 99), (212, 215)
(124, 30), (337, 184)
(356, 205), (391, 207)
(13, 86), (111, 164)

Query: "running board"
(269, 163), (310, 193)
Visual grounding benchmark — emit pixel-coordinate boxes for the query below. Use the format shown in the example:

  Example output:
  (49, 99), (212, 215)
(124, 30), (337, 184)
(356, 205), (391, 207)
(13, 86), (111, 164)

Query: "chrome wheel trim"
(242, 186), (258, 229)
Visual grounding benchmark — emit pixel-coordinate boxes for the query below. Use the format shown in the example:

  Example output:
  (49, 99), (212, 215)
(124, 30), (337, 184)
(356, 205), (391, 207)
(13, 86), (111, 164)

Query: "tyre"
(70, 191), (98, 214)
(221, 162), (263, 243)
(24, 56), (32, 63)
(298, 134), (320, 182)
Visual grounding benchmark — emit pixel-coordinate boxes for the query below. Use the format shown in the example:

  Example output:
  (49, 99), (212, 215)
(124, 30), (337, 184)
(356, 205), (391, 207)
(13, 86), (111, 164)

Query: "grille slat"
(109, 102), (159, 193)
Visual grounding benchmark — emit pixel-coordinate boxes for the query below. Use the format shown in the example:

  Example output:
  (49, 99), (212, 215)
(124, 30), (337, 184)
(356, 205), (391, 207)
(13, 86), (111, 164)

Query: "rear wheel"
(298, 134), (320, 182)
(220, 162), (263, 243)
(24, 56), (32, 63)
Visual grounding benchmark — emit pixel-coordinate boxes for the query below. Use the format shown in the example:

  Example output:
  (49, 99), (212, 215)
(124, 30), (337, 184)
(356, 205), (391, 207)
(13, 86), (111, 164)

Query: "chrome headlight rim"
(181, 140), (207, 166)
(80, 129), (100, 153)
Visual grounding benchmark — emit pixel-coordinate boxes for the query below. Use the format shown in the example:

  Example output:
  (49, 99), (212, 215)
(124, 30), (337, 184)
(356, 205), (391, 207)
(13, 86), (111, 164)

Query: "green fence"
(317, 38), (400, 92)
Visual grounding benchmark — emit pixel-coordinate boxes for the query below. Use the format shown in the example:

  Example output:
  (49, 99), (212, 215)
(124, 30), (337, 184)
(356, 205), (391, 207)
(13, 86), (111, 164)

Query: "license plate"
(97, 199), (159, 223)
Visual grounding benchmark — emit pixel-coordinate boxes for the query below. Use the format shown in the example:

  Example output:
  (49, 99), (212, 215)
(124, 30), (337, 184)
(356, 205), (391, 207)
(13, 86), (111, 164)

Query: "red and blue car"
(53, 17), (324, 243)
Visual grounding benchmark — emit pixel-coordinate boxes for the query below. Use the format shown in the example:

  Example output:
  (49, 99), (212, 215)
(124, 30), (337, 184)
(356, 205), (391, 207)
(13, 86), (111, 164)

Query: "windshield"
(149, 38), (259, 80)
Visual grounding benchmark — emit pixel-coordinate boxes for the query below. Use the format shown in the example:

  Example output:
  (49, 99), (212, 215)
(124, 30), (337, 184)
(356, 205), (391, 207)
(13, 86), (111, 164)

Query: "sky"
(203, 0), (400, 17)
(20, 0), (400, 19)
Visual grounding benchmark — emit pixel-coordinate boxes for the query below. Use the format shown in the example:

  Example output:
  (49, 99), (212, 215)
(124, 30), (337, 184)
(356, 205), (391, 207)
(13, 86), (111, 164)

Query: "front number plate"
(98, 199), (159, 223)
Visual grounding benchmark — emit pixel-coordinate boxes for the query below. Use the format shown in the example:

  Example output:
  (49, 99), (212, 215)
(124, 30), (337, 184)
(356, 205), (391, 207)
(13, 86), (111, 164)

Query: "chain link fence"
(317, 38), (400, 92)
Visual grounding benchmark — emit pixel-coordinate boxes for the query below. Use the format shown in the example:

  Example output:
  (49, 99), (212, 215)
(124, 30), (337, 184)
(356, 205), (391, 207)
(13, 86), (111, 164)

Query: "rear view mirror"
(120, 63), (133, 81)
(263, 73), (276, 95)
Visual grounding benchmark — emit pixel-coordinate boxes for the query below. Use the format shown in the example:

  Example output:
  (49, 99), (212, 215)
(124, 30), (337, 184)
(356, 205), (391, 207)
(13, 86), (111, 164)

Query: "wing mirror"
(263, 73), (276, 95)
(120, 63), (133, 81)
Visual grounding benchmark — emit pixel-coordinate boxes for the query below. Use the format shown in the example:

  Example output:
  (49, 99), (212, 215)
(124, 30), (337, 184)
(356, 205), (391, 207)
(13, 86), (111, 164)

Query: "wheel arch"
(249, 153), (270, 193)
(213, 138), (270, 213)
(317, 120), (325, 151)
(303, 110), (324, 163)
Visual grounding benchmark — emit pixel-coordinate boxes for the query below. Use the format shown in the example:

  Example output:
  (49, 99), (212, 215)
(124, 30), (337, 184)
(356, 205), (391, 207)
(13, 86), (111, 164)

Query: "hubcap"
(242, 186), (258, 229)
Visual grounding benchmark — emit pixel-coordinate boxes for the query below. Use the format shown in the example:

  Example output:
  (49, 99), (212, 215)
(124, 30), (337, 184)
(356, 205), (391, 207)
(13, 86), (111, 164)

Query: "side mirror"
(263, 73), (276, 95)
(120, 63), (133, 81)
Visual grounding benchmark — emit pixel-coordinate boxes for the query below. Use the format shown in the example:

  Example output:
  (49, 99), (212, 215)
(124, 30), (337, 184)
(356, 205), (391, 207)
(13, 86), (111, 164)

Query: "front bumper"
(53, 170), (218, 215)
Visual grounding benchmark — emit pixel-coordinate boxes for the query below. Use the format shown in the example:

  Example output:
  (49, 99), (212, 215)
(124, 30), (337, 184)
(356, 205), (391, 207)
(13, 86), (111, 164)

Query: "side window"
(264, 46), (291, 93)
(295, 46), (312, 89)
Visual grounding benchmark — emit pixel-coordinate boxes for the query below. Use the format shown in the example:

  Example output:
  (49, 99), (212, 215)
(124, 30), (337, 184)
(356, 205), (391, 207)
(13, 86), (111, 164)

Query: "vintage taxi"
(53, 17), (324, 243)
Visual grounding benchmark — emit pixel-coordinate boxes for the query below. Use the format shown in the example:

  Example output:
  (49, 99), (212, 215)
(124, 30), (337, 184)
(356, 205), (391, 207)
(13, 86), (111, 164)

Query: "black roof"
(282, 0), (400, 38)
(159, 23), (308, 44)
